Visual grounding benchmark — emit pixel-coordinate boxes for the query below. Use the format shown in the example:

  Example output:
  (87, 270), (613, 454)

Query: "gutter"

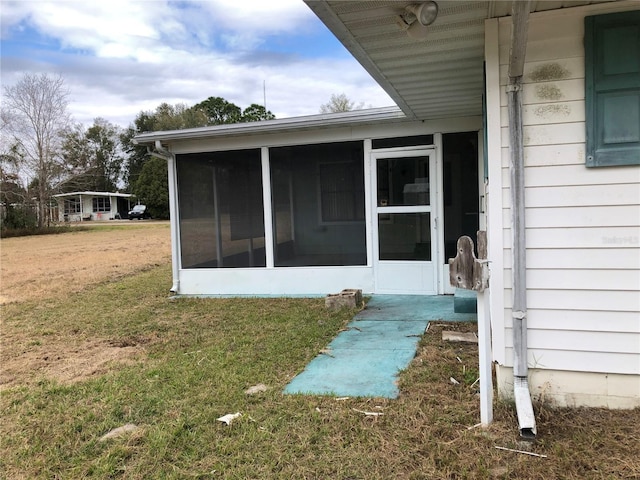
(507, 1), (536, 440)
(147, 141), (180, 294)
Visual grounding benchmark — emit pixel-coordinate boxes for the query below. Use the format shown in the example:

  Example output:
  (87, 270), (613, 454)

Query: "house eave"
(303, 0), (620, 121)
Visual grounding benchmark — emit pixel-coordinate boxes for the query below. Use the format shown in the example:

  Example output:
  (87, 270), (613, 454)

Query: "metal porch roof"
(304, 0), (617, 121)
(133, 106), (406, 144)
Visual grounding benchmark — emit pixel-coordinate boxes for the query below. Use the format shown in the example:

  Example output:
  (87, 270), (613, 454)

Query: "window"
(64, 198), (81, 214)
(92, 197), (111, 212)
(585, 11), (640, 167)
(319, 161), (365, 223)
(372, 135), (433, 149)
(270, 141), (366, 267)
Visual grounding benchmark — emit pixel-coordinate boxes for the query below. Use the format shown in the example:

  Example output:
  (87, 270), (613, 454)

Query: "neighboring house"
(134, 0), (639, 431)
(52, 192), (134, 222)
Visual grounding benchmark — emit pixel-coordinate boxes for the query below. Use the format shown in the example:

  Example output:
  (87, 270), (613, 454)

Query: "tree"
(61, 118), (124, 192)
(134, 157), (169, 219)
(121, 103), (211, 192)
(0, 148), (34, 230)
(152, 102), (208, 131)
(319, 93), (365, 113)
(241, 103), (275, 122)
(193, 96), (242, 125)
(2, 73), (70, 227)
(121, 97), (276, 216)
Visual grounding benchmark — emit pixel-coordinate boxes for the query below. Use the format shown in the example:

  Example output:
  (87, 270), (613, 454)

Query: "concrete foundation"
(496, 365), (640, 409)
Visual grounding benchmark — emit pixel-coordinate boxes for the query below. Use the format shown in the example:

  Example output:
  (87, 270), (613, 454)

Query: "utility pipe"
(507, 0), (536, 440)
(148, 141), (180, 294)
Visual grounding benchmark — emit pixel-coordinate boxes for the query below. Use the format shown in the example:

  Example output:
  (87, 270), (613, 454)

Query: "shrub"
(1, 205), (37, 231)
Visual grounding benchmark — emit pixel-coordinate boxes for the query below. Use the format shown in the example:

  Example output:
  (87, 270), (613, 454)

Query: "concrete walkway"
(284, 295), (477, 398)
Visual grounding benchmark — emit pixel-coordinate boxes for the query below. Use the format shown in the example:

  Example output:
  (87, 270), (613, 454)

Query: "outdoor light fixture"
(406, 1), (438, 26)
(396, 1), (439, 39)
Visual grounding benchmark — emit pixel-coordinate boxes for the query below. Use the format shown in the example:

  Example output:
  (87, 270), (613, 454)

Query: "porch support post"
(212, 167), (223, 267)
(483, 17), (502, 427)
(261, 147), (275, 269)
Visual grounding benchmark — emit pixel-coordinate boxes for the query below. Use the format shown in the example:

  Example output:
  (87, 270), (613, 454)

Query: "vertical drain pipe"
(148, 141), (180, 294)
(507, 0), (536, 440)
(507, 79), (536, 439)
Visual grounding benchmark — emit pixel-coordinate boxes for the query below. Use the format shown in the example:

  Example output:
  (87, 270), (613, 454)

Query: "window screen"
(270, 141), (366, 267)
(176, 149), (265, 268)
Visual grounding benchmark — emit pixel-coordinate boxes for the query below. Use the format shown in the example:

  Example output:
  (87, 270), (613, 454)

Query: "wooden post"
(448, 235), (489, 292)
(449, 231), (492, 426)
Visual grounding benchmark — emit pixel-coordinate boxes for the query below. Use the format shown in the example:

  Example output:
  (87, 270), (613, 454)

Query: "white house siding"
(490, 2), (640, 407)
(56, 194), (128, 222)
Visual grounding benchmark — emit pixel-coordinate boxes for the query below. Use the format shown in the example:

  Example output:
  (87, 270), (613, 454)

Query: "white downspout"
(148, 140), (180, 294)
(507, 0), (536, 440)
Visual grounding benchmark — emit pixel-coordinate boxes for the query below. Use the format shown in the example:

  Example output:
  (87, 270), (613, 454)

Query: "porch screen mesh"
(176, 149), (265, 268)
(270, 141), (366, 267)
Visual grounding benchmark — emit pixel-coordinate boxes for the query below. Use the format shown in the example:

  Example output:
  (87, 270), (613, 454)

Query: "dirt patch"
(0, 223), (170, 388)
(0, 338), (148, 388)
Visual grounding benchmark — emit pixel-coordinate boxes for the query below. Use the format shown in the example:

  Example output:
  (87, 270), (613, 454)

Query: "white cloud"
(1, 0), (393, 127)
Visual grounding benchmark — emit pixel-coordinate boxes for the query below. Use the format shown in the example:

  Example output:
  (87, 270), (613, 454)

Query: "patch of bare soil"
(0, 337), (149, 388)
(0, 223), (170, 388)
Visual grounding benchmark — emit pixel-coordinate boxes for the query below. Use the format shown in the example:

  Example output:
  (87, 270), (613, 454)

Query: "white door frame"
(370, 147), (440, 294)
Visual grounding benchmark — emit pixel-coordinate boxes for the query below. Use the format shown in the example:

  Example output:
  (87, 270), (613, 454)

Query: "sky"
(0, 0), (394, 128)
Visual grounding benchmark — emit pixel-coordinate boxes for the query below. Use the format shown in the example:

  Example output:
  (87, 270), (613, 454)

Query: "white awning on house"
(304, 0), (615, 121)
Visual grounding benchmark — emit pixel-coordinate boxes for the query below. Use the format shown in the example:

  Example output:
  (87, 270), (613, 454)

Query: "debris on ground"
(353, 408), (384, 417)
(495, 446), (548, 458)
(99, 423), (140, 441)
(442, 331), (478, 343)
(217, 412), (242, 426)
(244, 384), (268, 395)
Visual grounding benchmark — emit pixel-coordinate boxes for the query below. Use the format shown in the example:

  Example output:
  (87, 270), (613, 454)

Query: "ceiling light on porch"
(396, 1), (438, 39)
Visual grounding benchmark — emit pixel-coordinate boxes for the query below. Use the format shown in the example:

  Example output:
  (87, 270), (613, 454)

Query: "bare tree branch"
(2, 73), (71, 227)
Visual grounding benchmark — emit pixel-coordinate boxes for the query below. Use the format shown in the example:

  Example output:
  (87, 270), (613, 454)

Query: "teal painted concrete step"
(454, 288), (477, 313)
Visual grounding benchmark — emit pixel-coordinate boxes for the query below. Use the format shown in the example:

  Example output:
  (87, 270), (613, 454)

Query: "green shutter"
(585, 11), (640, 167)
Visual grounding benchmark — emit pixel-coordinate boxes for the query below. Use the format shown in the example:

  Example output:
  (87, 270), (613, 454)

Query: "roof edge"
(133, 106), (405, 144)
(52, 192), (134, 198)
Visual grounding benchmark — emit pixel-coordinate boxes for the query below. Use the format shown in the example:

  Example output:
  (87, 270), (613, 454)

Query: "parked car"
(128, 204), (151, 220)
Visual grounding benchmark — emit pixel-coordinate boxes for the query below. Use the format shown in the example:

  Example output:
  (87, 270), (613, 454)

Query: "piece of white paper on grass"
(217, 412), (241, 425)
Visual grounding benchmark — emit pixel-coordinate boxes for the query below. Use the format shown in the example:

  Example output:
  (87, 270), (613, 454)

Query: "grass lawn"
(1, 263), (639, 479)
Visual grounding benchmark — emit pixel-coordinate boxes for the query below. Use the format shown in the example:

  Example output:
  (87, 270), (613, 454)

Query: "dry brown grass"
(0, 222), (170, 388)
(0, 222), (170, 305)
